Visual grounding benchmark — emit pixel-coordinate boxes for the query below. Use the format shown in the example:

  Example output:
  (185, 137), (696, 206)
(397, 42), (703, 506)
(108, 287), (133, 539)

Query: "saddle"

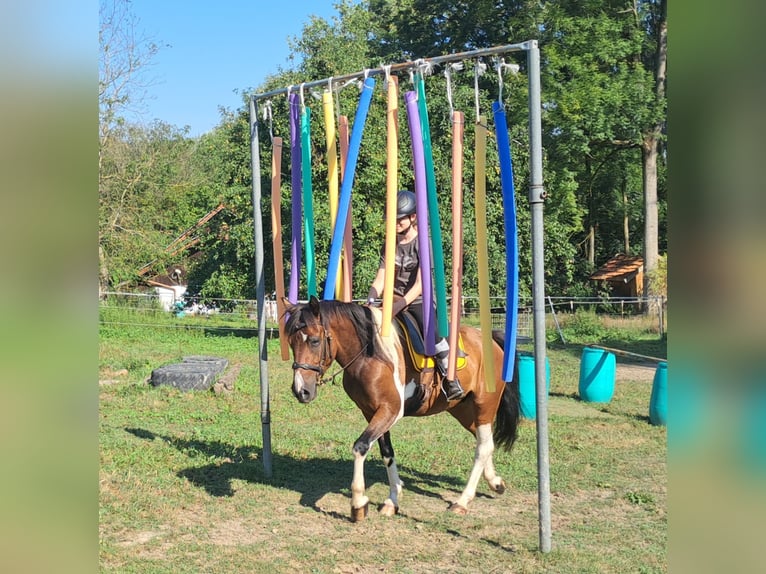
(395, 310), (467, 373)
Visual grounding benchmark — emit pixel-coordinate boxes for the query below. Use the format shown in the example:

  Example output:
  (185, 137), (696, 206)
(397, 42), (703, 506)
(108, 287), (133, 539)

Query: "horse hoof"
(448, 503), (468, 515)
(379, 502), (399, 517)
(492, 479), (506, 495)
(351, 502), (369, 522)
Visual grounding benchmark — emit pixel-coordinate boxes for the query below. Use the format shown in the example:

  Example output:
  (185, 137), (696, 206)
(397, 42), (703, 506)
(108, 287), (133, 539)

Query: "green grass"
(100, 308), (666, 573)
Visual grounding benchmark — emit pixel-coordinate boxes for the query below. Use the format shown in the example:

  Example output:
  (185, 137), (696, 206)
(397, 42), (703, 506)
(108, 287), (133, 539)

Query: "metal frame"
(249, 40), (551, 553)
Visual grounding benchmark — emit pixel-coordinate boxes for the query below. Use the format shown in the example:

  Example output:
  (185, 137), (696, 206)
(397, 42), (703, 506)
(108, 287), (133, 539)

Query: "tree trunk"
(642, 139), (659, 287)
(622, 178), (630, 253)
(642, 0), (667, 301)
(586, 157), (595, 268)
(99, 243), (110, 299)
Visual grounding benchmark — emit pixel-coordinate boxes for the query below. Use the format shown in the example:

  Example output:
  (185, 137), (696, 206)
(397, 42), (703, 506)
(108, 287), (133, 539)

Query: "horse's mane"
(321, 300), (377, 357)
(285, 300), (398, 369)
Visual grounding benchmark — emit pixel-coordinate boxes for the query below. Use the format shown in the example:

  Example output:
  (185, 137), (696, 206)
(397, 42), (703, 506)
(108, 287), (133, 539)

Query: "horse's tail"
(491, 330), (520, 451)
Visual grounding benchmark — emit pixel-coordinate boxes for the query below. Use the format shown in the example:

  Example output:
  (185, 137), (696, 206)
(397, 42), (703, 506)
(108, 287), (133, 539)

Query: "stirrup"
(442, 377), (464, 401)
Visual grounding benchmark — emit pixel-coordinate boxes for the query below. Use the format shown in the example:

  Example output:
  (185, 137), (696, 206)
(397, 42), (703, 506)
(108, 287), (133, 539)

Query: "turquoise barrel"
(649, 361), (668, 426)
(578, 347), (616, 403)
(517, 352), (550, 419)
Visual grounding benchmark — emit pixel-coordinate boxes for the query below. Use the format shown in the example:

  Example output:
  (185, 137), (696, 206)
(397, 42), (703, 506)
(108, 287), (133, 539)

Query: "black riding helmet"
(396, 190), (417, 219)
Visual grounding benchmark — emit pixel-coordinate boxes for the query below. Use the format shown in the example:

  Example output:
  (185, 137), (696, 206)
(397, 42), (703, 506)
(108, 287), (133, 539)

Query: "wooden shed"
(589, 254), (644, 298)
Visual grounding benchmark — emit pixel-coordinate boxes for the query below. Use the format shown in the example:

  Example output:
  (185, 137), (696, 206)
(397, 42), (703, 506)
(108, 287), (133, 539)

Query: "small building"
(589, 254), (644, 298)
(147, 266), (187, 311)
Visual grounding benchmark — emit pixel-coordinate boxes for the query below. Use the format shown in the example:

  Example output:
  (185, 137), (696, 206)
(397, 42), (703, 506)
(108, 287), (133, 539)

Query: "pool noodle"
(492, 101), (519, 382)
(405, 90), (435, 355)
(324, 77), (376, 300)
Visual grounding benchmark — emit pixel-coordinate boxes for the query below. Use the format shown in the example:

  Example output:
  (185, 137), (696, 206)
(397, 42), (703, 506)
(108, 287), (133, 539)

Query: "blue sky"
(126, 1), (344, 136)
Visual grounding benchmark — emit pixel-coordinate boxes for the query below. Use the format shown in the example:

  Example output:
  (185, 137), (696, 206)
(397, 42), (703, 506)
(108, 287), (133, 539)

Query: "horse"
(283, 295), (520, 522)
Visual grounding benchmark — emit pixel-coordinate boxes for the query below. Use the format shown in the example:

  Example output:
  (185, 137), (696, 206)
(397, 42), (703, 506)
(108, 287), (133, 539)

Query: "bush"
(565, 308), (604, 340)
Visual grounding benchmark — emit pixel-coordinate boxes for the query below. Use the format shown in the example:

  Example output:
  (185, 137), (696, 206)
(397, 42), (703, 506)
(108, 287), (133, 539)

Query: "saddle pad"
(395, 314), (467, 373)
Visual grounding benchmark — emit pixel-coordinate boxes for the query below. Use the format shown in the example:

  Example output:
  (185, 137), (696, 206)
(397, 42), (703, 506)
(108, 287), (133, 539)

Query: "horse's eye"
(308, 336), (321, 348)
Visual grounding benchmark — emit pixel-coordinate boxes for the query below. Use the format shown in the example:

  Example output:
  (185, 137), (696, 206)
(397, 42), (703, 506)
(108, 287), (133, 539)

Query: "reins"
(320, 342), (369, 385)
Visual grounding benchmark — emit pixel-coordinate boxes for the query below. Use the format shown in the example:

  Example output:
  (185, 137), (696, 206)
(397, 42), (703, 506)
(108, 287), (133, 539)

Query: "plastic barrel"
(578, 347), (616, 403)
(517, 352), (550, 419)
(649, 361), (668, 426)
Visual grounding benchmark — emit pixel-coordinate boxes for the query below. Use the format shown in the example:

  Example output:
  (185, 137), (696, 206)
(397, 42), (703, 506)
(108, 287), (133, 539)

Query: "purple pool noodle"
(404, 91), (435, 355)
(288, 93), (302, 303)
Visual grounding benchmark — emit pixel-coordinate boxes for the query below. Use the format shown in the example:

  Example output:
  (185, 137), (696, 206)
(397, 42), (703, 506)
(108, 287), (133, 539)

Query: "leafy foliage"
(98, 0), (667, 304)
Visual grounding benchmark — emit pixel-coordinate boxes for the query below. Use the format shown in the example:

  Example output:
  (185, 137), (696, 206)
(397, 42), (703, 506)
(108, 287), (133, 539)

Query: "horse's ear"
(282, 297), (296, 314)
(309, 295), (321, 317)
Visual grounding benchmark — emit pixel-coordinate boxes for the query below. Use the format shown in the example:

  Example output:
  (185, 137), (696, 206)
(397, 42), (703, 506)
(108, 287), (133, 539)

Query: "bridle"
(290, 311), (369, 385)
(291, 319), (333, 378)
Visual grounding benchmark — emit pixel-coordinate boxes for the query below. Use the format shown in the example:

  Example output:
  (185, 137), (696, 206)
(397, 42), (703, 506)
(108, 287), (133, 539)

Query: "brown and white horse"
(283, 296), (520, 521)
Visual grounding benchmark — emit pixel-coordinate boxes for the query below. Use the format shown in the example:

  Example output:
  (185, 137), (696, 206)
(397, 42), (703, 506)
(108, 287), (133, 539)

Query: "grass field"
(99, 305), (667, 573)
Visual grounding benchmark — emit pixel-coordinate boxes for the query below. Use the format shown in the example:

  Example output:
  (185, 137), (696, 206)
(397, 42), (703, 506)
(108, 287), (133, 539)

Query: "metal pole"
(527, 40), (552, 553)
(251, 42), (530, 102)
(249, 98), (273, 478)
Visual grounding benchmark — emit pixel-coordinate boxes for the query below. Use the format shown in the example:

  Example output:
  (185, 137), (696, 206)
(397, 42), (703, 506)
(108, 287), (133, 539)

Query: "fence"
(99, 291), (666, 339)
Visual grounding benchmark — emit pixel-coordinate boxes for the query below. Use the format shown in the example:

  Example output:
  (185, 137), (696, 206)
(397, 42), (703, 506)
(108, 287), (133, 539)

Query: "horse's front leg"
(350, 408), (399, 522)
(350, 440), (369, 522)
(378, 431), (403, 516)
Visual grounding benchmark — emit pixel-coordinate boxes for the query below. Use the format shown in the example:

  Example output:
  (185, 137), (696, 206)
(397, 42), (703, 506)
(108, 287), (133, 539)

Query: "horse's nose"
(294, 386), (312, 403)
(292, 371), (315, 403)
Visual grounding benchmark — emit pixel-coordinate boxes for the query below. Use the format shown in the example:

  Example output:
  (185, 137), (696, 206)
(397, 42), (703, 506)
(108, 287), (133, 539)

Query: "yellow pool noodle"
(322, 91), (342, 298)
(474, 116), (496, 392)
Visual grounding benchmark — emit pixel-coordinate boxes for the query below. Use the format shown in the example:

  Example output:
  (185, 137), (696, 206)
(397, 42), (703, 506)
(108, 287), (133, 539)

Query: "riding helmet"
(396, 190), (417, 218)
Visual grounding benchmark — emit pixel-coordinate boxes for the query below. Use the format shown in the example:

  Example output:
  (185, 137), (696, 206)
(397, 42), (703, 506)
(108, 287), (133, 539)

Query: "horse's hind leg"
(449, 423), (496, 514)
(378, 432), (403, 516)
(482, 454), (506, 494)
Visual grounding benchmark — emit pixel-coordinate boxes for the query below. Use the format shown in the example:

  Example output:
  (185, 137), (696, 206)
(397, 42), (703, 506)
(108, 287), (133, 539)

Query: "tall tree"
(540, 0), (666, 295)
(100, 121), (216, 287)
(99, 0), (161, 292)
(181, 0), (667, 303)
(639, 0), (667, 298)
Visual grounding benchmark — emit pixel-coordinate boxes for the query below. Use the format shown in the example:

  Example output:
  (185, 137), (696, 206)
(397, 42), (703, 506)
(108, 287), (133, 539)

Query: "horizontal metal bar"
(251, 41), (535, 101)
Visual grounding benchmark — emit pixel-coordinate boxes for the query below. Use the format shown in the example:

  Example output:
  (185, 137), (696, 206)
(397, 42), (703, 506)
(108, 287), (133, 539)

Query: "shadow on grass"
(125, 426), (468, 519)
(200, 326), (282, 339)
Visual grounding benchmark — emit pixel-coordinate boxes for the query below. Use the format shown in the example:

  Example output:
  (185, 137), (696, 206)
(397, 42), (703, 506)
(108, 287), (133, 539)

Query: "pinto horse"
(283, 296), (520, 522)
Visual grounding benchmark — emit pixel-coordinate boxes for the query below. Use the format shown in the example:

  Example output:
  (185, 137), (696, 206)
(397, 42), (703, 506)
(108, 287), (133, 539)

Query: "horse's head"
(283, 295), (333, 404)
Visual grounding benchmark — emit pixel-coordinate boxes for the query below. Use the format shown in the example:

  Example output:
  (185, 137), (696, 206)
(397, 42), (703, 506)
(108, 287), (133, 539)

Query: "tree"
(100, 121), (218, 288)
(537, 0), (666, 298)
(99, 0), (161, 293)
(176, 0), (667, 304)
(639, 0), (667, 298)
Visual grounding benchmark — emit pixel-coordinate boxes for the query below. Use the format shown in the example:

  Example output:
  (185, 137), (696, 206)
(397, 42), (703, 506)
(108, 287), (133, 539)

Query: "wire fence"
(99, 291), (667, 339)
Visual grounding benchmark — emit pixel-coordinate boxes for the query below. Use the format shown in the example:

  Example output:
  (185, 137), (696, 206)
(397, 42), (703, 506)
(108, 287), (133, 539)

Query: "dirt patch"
(99, 368), (129, 386)
(548, 396), (615, 418)
(114, 526), (169, 547)
(206, 518), (272, 546)
(615, 362), (656, 382)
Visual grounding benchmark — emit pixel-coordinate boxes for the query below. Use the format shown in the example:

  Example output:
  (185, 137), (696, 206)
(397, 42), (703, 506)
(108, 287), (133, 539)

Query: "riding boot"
(435, 343), (464, 401)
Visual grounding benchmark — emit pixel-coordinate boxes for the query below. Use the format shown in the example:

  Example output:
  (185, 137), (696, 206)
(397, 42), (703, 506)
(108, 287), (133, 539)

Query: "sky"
(124, 1), (344, 137)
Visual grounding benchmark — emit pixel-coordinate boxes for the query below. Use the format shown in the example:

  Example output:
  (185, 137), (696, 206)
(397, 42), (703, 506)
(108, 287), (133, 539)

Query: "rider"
(367, 190), (464, 401)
